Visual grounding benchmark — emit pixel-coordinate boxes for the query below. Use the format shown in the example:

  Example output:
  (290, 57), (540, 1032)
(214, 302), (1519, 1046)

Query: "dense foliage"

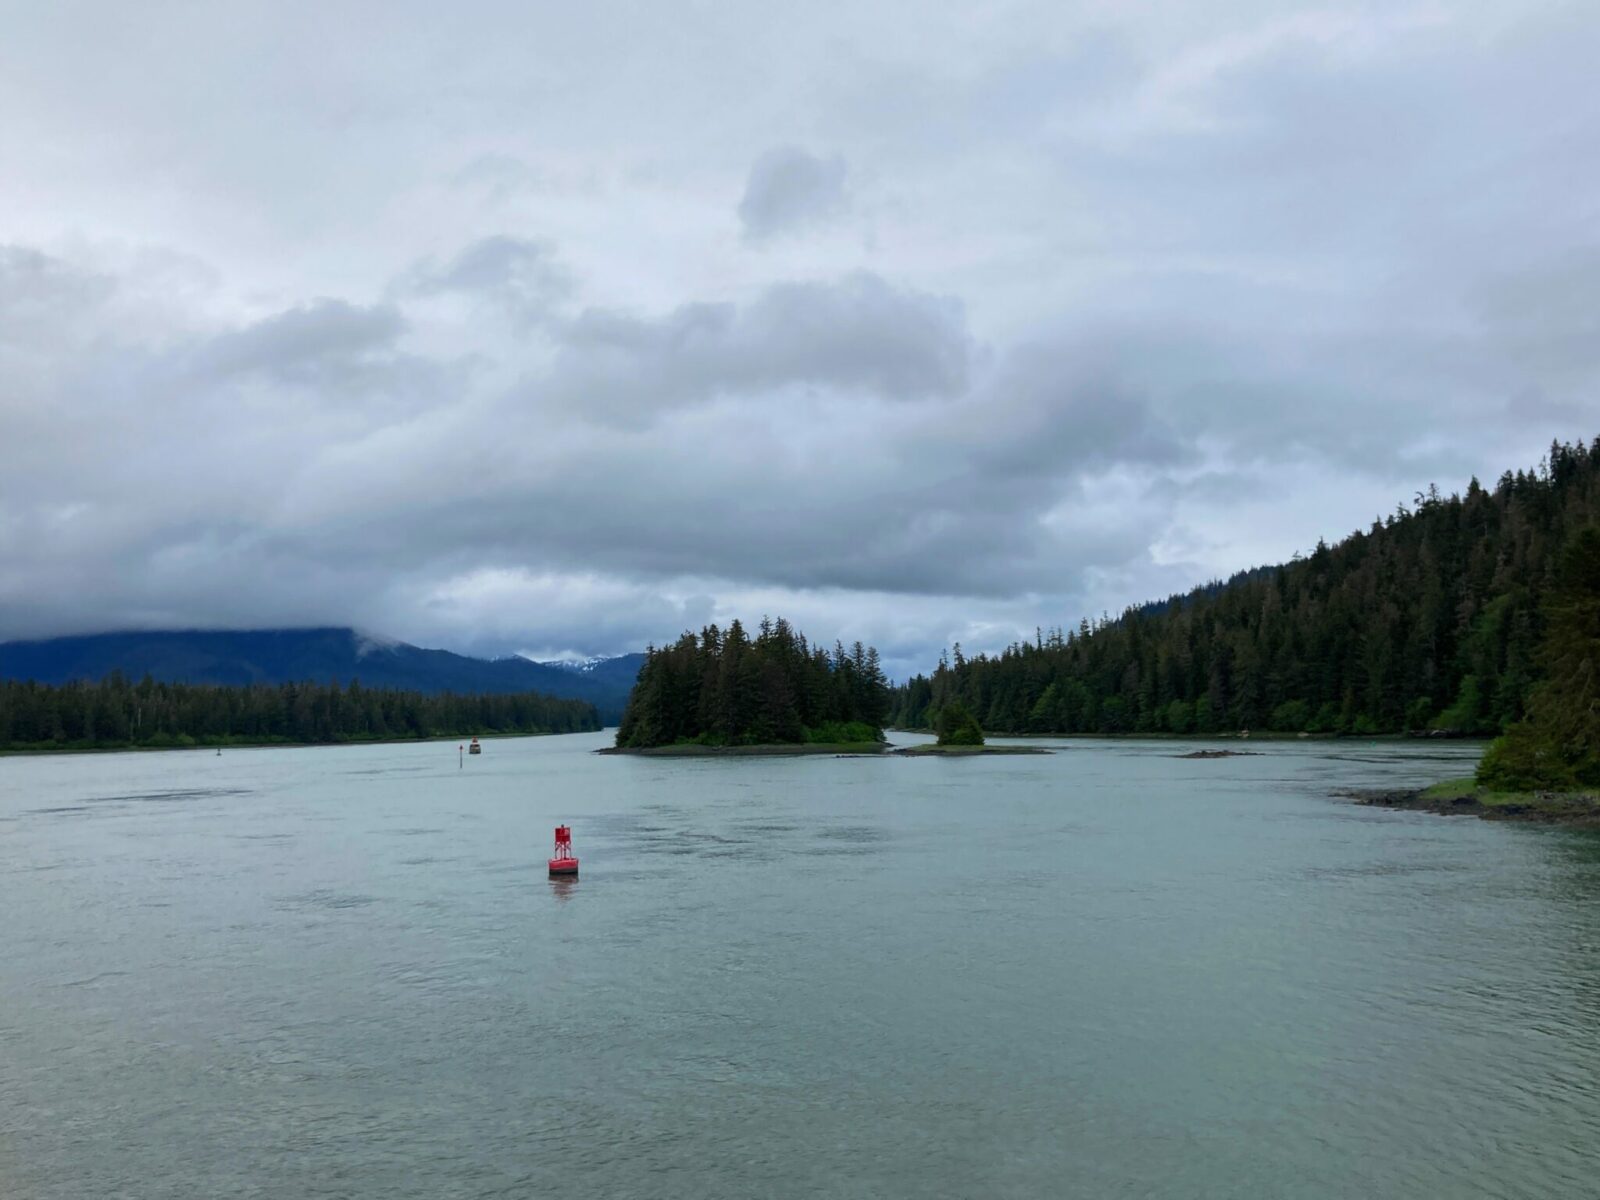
(893, 437), (1600, 737)
(1476, 527), (1600, 789)
(615, 617), (890, 748)
(0, 673), (599, 751)
(934, 699), (985, 746)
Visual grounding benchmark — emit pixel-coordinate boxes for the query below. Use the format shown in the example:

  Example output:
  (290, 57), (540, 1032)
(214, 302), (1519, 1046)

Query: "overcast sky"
(2, 1), (1597, 678)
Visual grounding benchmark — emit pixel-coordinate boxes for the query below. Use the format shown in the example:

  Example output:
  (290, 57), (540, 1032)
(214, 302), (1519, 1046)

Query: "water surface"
(3, 733), (1598, 1198)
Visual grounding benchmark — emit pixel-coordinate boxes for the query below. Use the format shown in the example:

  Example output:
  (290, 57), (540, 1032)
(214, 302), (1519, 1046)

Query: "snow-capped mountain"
(536, 655), (619, 674)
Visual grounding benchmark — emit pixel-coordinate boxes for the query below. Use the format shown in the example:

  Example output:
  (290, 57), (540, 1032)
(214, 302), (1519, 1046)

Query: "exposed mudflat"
(1340, 784), (1600, 827)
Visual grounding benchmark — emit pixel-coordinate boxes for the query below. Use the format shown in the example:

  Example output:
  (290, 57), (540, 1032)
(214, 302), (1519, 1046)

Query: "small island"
(891, 698), (1050, 755)
(606, 617), (892, 756)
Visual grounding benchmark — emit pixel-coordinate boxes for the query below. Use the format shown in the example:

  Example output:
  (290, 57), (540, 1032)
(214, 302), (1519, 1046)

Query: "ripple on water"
(734, 821), (799, 835)
(1299, 860), (1471, 881)
(273, 889), (380, 912)
(57, 971), (131, 989)
(805, 825), (891, 855)
(814, 824), (890, 842)
(87, 787), (255, 804)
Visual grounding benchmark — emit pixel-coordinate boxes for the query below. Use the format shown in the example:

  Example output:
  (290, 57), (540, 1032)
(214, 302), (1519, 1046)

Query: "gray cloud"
(546, 272), (969, 420)
(196, 300), (404, 383)
(398, 236), (572, 326)
(738, 146), (849, 240)
(2, 2), (1598, 673)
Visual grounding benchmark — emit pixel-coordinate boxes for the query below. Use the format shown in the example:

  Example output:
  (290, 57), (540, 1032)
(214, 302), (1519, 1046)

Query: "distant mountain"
(0, 629), (644, 724)
(537, 652), (648, 687)
(540, 655), (614, 673)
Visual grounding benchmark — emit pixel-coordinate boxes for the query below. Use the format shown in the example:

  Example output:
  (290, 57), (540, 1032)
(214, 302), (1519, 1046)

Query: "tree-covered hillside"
(616, 617), (890, 748)
(0, 674), (599, 751)
(0, 629), (642, 723)
(893, 437), (1600, 738)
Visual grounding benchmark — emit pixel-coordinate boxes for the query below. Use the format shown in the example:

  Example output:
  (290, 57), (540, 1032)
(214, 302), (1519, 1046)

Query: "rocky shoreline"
(1341, 783), (1600, 828)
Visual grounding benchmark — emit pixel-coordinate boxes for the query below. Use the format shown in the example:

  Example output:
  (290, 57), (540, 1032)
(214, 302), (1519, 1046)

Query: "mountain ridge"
(0, 628), (645, 724)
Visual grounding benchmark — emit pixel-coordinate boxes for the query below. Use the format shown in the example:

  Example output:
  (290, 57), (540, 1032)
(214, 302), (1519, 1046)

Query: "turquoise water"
(2, 733), (1598, 1198)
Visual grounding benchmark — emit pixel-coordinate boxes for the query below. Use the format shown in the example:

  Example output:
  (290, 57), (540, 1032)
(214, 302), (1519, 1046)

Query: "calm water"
(2, 733), (1599, 1198)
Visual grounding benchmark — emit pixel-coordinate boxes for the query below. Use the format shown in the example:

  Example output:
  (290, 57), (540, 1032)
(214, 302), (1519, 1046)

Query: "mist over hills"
(0, 628), (644, 724)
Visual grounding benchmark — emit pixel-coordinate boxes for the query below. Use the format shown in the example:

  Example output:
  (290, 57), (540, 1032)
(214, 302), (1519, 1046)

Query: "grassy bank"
(1349, 776), (1600, 827)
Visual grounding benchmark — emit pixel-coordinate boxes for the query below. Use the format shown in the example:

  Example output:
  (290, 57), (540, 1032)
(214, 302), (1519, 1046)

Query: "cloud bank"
(2, 1), (1597, 678)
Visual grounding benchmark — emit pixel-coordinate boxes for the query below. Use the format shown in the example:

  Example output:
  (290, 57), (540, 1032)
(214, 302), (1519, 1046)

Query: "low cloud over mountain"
(2, 2), (1597, 678)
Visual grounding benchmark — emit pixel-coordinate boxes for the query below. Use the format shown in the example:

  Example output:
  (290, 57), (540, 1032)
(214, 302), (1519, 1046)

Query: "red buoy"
(548, 825), (579, 877)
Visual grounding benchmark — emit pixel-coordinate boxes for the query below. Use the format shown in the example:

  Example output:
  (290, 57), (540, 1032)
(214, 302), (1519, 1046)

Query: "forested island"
(893, 438), (1600, 741)
(611, 618), (890, 752)
(0, 674), (599, 752)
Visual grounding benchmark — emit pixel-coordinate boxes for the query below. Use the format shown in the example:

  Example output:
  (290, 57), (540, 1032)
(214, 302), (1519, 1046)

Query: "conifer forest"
(892, 438), (1600, 740)
(0, 675), (599, 752)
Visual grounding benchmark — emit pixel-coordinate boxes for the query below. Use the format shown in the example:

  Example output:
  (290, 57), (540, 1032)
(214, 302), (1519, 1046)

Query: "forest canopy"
(0, 674), (599, 751)
(615, 617), (890, 748)
(893, 437), (1600, 740)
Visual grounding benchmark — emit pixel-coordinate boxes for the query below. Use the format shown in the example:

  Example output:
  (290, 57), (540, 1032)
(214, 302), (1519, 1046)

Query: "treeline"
(616, 617), (890, 747)
(1477, 526), (1600, 789)
(893, 437), (1600, 738)
(0, 673), (599, 751)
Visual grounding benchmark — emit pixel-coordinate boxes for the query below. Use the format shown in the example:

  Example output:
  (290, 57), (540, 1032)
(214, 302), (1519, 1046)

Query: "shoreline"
(597, 741), (1053, 758)
(890, 728), (1492, 743)
(0, 729), (586, 759)
(596, 741), (890, 757)
(1342, 778), (1600, 828)
(890, 744), (1051, 756)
